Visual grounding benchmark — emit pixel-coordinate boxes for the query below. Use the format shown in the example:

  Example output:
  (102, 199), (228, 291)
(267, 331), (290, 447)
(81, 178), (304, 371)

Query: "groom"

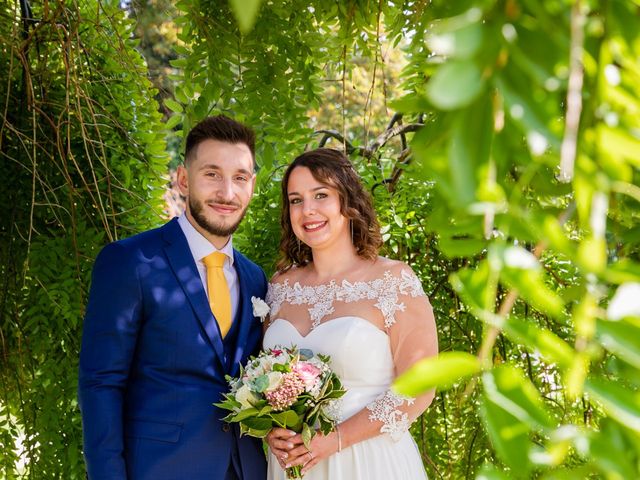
(78, 115), (267, 479)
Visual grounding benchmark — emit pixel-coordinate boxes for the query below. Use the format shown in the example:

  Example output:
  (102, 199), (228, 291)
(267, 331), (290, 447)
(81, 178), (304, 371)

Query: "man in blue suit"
(78, 115), (267, 479)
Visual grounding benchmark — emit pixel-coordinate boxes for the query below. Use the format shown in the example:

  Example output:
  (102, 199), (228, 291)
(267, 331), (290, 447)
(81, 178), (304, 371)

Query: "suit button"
(222, 424), (230, 433)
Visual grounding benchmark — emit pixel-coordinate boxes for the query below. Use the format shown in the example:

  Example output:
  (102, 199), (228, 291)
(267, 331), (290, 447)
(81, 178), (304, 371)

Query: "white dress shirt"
(177, 213), (240, 322)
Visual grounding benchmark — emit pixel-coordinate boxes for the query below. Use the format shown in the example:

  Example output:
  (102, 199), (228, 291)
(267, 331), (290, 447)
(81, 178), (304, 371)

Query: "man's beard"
(189, 197), (248, 237)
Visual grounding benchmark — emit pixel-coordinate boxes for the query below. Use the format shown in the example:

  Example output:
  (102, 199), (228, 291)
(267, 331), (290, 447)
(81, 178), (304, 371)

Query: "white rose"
(264, 371), (284, 392)
(235, 384), (259, 409)
(251, 297), (270, 322)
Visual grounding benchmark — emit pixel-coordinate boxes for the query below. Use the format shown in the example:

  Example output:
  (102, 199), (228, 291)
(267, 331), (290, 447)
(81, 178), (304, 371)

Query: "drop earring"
(350, 220), (354, 244)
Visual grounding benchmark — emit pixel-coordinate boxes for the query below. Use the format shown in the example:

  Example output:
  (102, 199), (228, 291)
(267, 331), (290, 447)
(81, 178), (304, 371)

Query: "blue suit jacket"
(78, 218), (268, 480)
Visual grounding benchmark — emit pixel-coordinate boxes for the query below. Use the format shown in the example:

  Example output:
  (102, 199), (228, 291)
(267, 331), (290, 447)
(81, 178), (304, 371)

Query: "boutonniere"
(251, 296), (270, 323)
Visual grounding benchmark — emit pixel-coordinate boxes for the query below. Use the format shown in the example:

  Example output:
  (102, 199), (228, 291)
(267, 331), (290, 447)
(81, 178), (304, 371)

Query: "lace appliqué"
(266, 269), (425, 330)
(366, 390), (416, 441)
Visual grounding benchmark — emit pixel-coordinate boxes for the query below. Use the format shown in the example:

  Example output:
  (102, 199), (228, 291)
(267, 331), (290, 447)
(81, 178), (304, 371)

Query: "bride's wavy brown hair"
(276, 148), (382, 272)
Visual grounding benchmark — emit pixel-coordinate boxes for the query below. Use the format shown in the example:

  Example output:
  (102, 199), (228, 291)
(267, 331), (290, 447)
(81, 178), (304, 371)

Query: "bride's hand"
(266, 428), (300, 468)
(284, 431), (339, 475)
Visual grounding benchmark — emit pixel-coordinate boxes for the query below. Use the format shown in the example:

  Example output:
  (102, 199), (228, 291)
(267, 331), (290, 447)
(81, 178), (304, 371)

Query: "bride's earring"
(350, 220), (354, 245)
(296, 237), (301, 256)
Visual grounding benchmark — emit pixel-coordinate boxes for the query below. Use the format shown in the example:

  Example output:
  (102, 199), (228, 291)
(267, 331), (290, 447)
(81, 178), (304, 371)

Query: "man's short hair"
(184, 115), (256, 165)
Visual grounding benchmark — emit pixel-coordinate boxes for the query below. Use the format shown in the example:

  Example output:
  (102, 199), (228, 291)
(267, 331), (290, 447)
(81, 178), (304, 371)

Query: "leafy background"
(1, 0), (639, 478)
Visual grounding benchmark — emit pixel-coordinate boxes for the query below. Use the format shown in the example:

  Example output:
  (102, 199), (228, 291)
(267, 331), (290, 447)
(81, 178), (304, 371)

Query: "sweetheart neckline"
(268, 316), (389, 340)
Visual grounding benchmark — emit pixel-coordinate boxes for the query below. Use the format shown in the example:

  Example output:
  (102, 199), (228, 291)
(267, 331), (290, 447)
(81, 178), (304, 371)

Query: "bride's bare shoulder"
(269, 264), (311, 286)
(370, 256), (414, 276)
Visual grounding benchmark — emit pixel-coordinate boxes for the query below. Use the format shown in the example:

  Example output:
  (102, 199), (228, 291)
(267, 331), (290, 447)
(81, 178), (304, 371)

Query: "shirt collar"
(177, 212), (235, 265)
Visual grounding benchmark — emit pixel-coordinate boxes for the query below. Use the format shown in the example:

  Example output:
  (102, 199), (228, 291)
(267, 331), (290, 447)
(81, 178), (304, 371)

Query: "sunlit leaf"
(597, 318), (640, 369)
(585, 378), (640, 433)
(485, 365), (555, 430)
(481, 374), (532, 475)
(426, 60), (486, 110)
(393, 352), (482, 396)
(503, 317), (574, 369)
(228, 0), (263, 34)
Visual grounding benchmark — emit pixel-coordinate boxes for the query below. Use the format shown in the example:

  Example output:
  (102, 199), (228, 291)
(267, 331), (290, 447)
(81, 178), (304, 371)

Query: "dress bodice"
(263, 316), (394, 421)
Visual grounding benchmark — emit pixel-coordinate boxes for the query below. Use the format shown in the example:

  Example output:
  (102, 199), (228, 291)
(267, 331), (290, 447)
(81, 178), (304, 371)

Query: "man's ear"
(177, 164), (189, 197)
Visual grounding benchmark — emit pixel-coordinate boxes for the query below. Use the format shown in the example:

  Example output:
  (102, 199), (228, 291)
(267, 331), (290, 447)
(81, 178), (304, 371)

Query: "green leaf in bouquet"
(585, 377), (640, 433)
(487, 364), (555, 431)
(393, 351), (482, 396)
(214, 395), (242, 412)
(270, 410), (301, 429)
(257, 404), (274, 416)
(273, 363), (290, 373)
(302, 422), (314, 449)
(241, 416), (273, 433)
(596, 317), (640, 369)
(227, 407), (259, 423)
(239, 424), (271, 438)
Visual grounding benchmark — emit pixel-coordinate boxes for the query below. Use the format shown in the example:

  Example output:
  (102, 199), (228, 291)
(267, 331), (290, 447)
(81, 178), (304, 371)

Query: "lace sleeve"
(366, 266), (438, 440)
(266, 281), (287, 319)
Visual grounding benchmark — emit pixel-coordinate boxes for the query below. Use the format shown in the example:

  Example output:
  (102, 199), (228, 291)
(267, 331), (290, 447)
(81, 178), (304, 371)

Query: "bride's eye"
(315, 192), (328, 199)
(289, 197), (302, 205)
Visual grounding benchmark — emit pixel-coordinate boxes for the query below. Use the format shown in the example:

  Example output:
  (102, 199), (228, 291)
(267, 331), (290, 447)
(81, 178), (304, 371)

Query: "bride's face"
(286, 166), (350, 252)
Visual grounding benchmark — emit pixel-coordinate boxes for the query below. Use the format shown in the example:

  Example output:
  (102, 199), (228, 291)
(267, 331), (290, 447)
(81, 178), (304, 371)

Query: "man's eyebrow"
(198, 164), (253, 176)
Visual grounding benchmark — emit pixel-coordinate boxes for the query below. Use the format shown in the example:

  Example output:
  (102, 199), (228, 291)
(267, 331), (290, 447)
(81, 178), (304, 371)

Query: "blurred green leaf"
(585, 377), (640, 433)
(438, 237), (487, 258)
(481, 375), (532, 476)
(596, 318), (640, 369)
(450, 260), (498, 316)
(587, 419), (638, 480)
(486, 364), (555, 430)
(228, 0), (263, 34)
(490, 245), (565, 318)
(447, 94), (494, 207)
(393, 352), (482, 396)
(476, 464), (511, 479)
(426, 22), (484, 59)
(426, 60), (486, 110)
(164, 98), (183, 113)
(503, 317), (574, 369)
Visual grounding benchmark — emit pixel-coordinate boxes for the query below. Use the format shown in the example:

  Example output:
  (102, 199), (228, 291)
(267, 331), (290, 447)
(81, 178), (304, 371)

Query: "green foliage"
(0, 0), (168, 477)
(392, 0), (640, 478)
(1, 0), (639, 477)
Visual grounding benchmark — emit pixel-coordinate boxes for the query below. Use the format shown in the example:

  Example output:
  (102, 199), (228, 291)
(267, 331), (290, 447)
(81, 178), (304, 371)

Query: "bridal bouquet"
(216, 346), (345, 479)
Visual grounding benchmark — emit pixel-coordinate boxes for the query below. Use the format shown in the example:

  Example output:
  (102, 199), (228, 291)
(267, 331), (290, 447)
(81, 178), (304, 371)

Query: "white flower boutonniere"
(251, 296), (270, 323)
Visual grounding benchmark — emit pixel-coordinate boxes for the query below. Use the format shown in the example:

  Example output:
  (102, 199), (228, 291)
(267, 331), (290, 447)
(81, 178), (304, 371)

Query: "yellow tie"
(203, 252), (232, 338)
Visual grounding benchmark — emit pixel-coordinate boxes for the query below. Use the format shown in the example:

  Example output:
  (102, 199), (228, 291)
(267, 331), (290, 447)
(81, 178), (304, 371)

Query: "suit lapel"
(229, 252), (256, 377)
(162, 219), (226, 367)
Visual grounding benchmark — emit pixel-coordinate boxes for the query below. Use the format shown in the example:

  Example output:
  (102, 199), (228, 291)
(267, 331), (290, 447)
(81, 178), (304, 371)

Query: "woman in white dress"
(263, 148), (438, 479)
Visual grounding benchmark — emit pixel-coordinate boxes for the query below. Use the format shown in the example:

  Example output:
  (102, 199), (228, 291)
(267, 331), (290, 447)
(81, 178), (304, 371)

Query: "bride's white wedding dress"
(263, 267), (434, 480)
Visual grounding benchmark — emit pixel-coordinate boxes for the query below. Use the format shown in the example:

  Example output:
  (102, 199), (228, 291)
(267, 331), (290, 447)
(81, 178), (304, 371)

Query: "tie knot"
(203, 252), (226, 268)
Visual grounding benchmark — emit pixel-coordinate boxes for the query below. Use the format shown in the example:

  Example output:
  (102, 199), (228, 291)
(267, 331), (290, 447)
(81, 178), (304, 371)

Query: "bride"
(263, 148), (438, 479)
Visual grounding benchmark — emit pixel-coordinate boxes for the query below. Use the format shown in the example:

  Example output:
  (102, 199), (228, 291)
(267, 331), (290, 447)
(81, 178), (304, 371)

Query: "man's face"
(177, 139), (255, 247)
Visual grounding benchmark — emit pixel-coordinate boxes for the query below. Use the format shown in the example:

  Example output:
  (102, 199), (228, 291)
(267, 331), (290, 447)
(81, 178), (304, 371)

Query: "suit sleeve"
(78, 242), (143, 479)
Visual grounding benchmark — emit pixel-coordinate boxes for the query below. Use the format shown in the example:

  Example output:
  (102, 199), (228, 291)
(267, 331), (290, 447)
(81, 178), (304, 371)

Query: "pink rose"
(293, 362), (322, 389)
